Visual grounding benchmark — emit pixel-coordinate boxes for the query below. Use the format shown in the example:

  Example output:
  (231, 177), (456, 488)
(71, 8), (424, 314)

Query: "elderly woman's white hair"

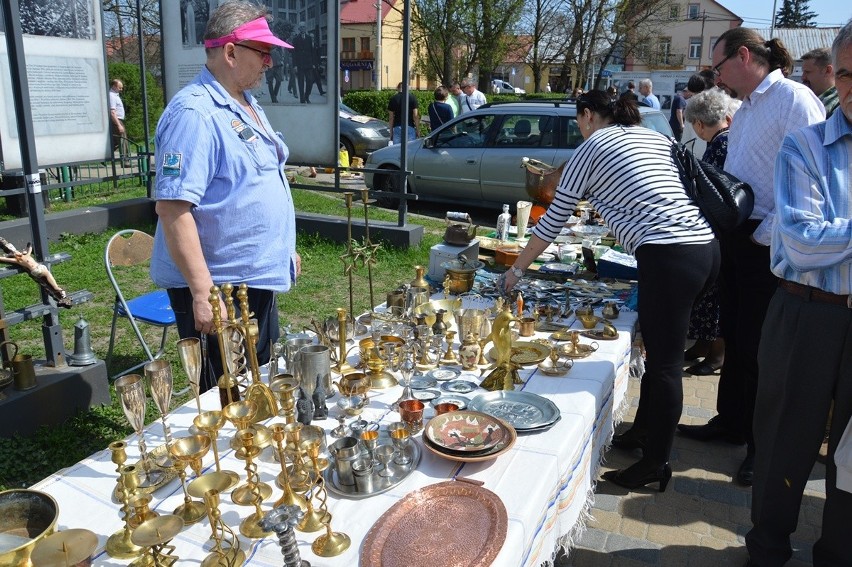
(684, 88), (739, 125)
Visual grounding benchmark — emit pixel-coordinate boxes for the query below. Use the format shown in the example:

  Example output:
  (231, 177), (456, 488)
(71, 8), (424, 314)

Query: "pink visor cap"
(204, 17), (293, 49)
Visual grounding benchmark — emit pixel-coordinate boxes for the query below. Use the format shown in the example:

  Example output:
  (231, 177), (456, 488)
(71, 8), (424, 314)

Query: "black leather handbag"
(671, 142), (754, 235)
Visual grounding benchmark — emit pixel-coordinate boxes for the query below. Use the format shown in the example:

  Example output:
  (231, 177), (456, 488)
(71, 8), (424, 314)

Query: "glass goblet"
(177, 337), (202, 415)
(115, 374), (164, 488)
(144, 359), (174, 461)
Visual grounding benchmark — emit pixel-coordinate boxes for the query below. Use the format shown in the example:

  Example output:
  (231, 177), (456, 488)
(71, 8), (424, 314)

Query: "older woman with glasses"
(500, 90), (720, 491)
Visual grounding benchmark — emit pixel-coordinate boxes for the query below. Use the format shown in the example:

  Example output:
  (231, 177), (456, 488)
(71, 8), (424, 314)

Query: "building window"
(342, 37), (355, 52)
(669, 4), (680, 20)
(689, 37), (702, 59)
(635, 43), (648, 62)
(289, 0), (296, 10)
(658, 38), (672, 64)
(688, 3), (700, 19)
(709, 36), (719, 59)
(360, 37), (371, 52)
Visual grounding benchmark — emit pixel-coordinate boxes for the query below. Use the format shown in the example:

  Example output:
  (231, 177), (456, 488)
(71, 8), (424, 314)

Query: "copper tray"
(360, 480), (508, 567)
(422, 428), (517, 463)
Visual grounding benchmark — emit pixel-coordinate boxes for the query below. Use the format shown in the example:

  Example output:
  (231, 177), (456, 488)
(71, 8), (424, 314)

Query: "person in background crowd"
(638, 78), (660, 109)
(801, 46), (838, 117)
(677, 27), (825, 488)
(265, 46), (284, 103)
(109, 79), (130, 167)
(746, 20), (852, 567)
(387, 82), (419, 142)
(545, 82), (552, 93)
(669, 87), (687, 141)
(501, 91), (719, 492)
(623, 81), (638, 101)
(427, 86), (454, 131)
(150, 1), (300, 391)
(459, 78), (486, 113)
(682, 89), (741, 376)
(447, 81), (462, 116)
(291, 23), (314, 103)
(607, 85), (618, 102)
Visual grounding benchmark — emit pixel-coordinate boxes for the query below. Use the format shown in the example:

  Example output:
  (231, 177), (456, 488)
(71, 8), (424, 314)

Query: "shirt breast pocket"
(241, 136), (266, 170)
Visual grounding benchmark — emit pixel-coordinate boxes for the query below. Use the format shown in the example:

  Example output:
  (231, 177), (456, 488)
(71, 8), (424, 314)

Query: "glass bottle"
(496, 204), (511, 242)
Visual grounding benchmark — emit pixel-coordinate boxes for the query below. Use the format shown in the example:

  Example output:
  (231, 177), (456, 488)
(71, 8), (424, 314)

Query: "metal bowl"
(413, 299), (463, 333)
(0, 489), (59, 566)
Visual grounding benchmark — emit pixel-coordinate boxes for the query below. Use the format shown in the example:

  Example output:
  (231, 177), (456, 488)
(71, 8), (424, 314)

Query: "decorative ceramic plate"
(426, 368), (460, 382)
(440, 379), (479, 394)
(412, 389), (441, 402)
(431, 395), (471, 410)
(422, 424), (517, 462)
(410, 376), (438, 390)
(360, 480), (508, 567)
(425, 410), (508, 452)
(468, 391), (560, 430)
(488, 341), (551, 366)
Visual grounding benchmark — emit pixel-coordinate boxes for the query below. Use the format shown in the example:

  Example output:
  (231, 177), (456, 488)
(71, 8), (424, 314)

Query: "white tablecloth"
(33, 309), (636, 566)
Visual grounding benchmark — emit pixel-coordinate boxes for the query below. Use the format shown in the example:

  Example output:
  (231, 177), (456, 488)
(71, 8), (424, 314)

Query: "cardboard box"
(428, 240), (480, 281)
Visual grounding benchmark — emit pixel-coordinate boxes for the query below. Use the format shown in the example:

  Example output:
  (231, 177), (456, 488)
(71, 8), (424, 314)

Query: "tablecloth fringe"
(553, 484), (597, 564)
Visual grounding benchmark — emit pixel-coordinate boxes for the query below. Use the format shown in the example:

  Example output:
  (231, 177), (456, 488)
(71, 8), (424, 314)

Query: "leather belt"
(779, 279), (852, 308)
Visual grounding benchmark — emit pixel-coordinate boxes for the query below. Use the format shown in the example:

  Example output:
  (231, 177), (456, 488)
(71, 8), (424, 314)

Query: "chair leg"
(153, 325), (171, 359)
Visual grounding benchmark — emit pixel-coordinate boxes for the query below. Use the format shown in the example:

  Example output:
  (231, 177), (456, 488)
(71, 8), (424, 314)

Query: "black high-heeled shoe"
(601, 462), (672, 492)
(611, 428), (647, 451)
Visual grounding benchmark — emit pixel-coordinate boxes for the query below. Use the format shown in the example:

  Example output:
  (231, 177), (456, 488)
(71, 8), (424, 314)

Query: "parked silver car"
(365, 101), (673, 208)
(339, 102), (391, 159)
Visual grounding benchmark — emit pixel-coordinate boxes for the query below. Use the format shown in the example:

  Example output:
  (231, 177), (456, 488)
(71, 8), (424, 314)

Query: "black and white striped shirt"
(532, 125), (714, 255)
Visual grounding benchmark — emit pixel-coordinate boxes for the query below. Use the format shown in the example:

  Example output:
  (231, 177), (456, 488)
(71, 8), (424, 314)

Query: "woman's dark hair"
(434, 86), (448, 101)
(577, 89), (641, 126)
(687, 70), (715, 93)
(716, 27), (793, 76)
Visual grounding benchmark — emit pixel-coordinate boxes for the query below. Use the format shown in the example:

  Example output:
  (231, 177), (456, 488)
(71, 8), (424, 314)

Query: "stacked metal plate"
(468, 391), (561, 434)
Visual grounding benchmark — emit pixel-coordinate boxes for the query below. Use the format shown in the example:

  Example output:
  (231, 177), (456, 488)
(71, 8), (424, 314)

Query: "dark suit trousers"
(715, 220), (778, 444)
(747, 287), (852, 567)
(167, 287), (279, 392)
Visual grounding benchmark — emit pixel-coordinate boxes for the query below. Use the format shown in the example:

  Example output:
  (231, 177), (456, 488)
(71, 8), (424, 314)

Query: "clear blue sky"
(716, 1), (850, 28)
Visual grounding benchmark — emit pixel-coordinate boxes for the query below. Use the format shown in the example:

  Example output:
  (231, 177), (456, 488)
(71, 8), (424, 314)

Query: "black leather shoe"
(677, 416), (746, 444)
(737, 453), (754, 486)
(602, 462), (672, 493)
(611, 429), (647, 451)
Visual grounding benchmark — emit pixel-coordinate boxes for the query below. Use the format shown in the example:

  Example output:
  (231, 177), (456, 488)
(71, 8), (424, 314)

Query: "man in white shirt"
(459, 78), (486, 113)
(109, 79), (130, 166)
(638, 78), (660, 109)
(677, 27), (824, 490)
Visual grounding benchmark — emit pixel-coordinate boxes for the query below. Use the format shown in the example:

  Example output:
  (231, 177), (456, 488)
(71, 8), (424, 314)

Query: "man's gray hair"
(638, 78), (653, 89)
(832, 18), (852, 66)
(684, 88), (737, 125)
(460, 78), (477, 87)
(204, 0), (269, 45)
(801, 47), (832, 67)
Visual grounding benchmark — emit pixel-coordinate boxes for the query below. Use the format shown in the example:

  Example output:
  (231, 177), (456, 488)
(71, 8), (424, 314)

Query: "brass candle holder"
(106, 450), (145, 559)
(237, 284), (278, 421)
(168, 435), (211, 525)
(282, 423), (313, 493)
(297, 441), (331, 534)
(440, 331), (459, 364)
(210, 286), (241, 409)
(31, 528), (99, 567)
(333, 307), (354, 375)
(309, 437), (350, 557)
(223, 399), (271, 451)
(193, 410), (240, 489)
(129, 514), (183, 567)
(234, 429), (274, 539)
(200, 488), (245, 567)
(270, 424), (308, 512)
(270, 374), (299, 424)
(128, 493), (159, 529)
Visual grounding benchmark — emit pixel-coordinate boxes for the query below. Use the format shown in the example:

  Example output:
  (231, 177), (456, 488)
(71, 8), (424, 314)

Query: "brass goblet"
(223, 400), (271, 451)
(115, 374), (164, 488)
(177, 337), (203, 416)
(168, 435), (211, 525)
(193, 410), (239, 489)
(269, 374), (299, 424)
(144, 359), (174, 466)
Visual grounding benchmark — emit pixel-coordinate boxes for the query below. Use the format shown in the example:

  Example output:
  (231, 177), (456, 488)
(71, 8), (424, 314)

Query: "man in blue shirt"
(745, 21), (852, 567)
(638, 79), (660, 109)
(151, 1), (300, 391)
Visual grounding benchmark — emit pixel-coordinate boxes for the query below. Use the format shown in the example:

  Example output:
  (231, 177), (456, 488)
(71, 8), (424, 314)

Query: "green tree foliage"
(108, 62), (164, 144)
(774, 0), (817, 28)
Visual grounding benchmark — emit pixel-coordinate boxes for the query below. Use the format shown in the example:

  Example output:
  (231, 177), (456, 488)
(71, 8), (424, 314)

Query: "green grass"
(0, 185), (452, 489)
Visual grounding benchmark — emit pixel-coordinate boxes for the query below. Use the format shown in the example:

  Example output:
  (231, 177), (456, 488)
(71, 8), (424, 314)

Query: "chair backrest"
(106, 229), (154, 268)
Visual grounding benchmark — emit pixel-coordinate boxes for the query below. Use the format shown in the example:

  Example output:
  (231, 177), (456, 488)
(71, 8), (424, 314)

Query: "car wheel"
(374, 165), (405, 208)
(340, 137), (356, 162)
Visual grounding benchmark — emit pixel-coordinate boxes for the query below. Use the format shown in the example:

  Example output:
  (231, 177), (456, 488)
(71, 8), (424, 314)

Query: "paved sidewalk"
(560, 372), (827, 567)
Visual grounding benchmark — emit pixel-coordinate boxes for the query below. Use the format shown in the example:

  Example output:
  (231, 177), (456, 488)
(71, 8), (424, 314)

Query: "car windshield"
(339, 102), (361, 118)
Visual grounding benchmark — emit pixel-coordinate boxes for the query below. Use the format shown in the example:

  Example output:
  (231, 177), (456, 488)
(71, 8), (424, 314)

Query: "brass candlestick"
(270, 424), (308, 511)
(440, 331), (458, 364)
(359, 188), (379, 309)
(341, 192), (357, 320)
(168, 435), (211, 525)
(237, 284), (278, 421)
(130, 515), (183, 567)
(210, 286), (241, 408)
(309, 439), (350, 557)
(193, 410), (240, 489)
(283, 423), (313, 493)
(223, 399), (271, 451)
(333, 308), (354, 375)
(128, 493), (159, 529)
(235, 429), (274, 539)
(231, 427), (273, 506)
(270, 374), (299, 424)
(297, 441), (331, 534)
(106, 444), (145, 560)
(201, 488), (245, 567)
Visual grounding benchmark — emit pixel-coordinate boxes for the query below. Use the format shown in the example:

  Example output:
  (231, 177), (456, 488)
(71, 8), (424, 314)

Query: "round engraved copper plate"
(360, 480), (508, 567)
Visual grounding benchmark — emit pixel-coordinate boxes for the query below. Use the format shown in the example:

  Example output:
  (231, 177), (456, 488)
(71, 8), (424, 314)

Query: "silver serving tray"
(323, 438), (422, 500)
(468, 390), (560, 430)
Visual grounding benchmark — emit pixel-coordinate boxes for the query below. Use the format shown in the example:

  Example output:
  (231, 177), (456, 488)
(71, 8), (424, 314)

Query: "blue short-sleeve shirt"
(151, 66), (297, 292)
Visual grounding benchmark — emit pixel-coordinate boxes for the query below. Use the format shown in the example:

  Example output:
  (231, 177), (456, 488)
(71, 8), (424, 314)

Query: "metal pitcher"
(283, 337), (313, 374)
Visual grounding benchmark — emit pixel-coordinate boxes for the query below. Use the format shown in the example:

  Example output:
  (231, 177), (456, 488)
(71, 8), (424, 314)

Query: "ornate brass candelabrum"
(237, 284), (279, 420)
(210, 286), (241, 408)
(200, 488), (245, 567)
(193, 410), (240, 489)
(233, 429), (274, 539)
(270, 423), (308, 512)
(168, 435), (211, 525)
(307, 441), (350, 557)
(106, 441), (144, 560)
(129, 515), (183, 567)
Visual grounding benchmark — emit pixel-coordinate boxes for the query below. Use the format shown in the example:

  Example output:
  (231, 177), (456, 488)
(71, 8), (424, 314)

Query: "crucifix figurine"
(0, 237), (71, 307)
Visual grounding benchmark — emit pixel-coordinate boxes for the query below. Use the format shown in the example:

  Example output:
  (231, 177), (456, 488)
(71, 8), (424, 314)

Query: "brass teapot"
(444, 212), (478, 245)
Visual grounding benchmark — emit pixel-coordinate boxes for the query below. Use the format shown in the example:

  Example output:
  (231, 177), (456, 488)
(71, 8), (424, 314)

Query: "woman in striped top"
(501, 90), (720, 491)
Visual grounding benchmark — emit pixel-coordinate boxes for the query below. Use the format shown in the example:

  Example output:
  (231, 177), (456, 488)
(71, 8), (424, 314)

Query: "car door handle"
(466, 159), (476, 164)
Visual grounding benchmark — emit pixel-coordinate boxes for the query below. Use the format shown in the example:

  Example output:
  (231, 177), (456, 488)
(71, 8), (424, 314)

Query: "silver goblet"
(115, 374), (164, 488)
(144, 359), (174, 458)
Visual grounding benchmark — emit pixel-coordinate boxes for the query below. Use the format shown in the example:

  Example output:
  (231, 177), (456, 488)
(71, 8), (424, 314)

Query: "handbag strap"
(670, 140), (699, 201)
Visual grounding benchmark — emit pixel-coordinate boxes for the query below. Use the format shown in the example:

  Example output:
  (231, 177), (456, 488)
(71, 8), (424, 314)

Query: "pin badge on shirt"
(162, 152), (182, 176)
(232, 119), (258, 142)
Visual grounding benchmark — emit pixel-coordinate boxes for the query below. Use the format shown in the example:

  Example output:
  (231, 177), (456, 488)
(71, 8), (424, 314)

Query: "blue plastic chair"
(105, 229), (176, 379)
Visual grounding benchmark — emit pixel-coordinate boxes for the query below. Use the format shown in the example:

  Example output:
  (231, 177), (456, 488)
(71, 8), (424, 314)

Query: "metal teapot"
(444, 212), (478, 245)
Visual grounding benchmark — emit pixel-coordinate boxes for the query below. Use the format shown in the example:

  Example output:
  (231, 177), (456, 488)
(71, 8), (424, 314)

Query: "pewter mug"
(294, 344), (332, 399)
(283, 337), (312, 373)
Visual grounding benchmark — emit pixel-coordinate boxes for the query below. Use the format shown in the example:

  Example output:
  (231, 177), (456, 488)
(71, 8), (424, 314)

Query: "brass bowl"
(413, 299), (463, 333)
(336, 372), (371, 396)
(0, 489), (59, 566)
(577, 313), (599, 329)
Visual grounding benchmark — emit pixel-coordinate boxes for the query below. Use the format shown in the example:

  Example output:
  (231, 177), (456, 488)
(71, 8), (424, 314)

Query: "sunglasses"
(236, 43), (272, 66)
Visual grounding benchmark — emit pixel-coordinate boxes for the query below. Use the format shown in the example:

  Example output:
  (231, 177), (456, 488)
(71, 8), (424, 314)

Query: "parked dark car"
(365, 100), (673, 208)
(339, 103), (391, 159)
